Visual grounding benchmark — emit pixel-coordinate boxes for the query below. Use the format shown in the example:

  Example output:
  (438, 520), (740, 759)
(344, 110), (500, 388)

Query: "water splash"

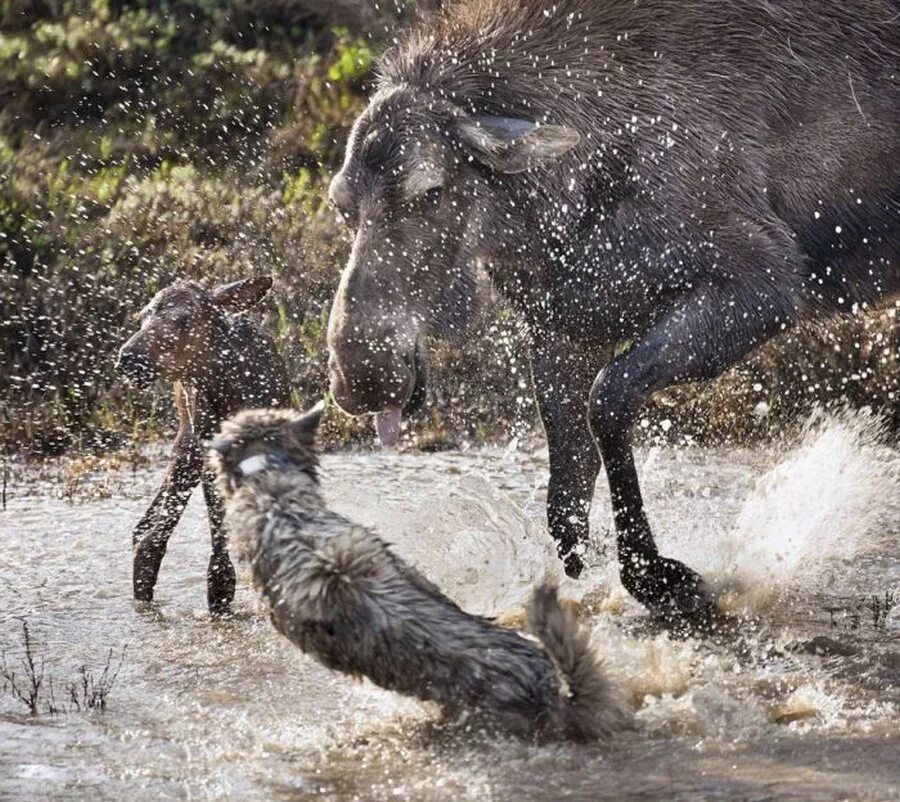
(422, 473), (568, 616)
(712, 410), (899, 612)
(3, 445), (899, 801)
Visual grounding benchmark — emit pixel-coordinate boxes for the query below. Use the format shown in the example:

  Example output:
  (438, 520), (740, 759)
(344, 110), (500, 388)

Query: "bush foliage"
(1, 1), (897, 453)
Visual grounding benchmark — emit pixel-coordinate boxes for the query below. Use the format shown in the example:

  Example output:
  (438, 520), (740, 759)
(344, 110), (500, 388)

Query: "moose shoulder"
(325, 0), (900, 629)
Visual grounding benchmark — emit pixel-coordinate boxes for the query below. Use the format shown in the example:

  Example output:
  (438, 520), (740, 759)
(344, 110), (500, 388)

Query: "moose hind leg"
(588, 283), (797, 629)
(202, 472), (235, 615)
(132, 442), (204, 602)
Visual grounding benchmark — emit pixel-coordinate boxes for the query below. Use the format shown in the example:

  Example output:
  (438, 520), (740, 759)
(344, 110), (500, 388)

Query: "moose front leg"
(132, 437), (204, 602)
(588, 282), (797, 629)
(531, 339), (610, 578)
(201, 471), (235, 615)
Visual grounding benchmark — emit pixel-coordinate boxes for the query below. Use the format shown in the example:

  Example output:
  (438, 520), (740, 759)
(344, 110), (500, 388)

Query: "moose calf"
(116, 276), (290, 613)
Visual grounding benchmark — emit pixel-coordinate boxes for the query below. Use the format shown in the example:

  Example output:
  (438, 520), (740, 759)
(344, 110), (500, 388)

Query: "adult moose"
(325, 0), (899, 628)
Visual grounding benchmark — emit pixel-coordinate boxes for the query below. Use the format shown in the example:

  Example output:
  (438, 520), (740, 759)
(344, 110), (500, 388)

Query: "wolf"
(209, 405), (631, 740)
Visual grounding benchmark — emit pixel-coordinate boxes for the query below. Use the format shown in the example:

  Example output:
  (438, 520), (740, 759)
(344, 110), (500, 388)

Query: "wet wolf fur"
(325, 0), (900, 627)
(116, 277), (291, 613)
(210, 407), (631, 740)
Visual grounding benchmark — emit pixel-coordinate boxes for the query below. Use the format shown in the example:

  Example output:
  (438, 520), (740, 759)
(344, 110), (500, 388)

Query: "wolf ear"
(212, 276), (274, 314)
(288, 401), (325, 441)
(457, 115), (580, 174)
(208, 435), (233, 456)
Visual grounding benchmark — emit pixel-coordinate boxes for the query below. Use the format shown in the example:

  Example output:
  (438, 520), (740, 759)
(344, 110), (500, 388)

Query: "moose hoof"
(621, 553), (718, 633)
(208, 598), (233, 617)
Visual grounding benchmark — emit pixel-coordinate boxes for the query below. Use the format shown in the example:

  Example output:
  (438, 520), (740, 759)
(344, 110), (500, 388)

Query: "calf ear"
(212, 276), (274, 314)
(457, 116), (579, 174)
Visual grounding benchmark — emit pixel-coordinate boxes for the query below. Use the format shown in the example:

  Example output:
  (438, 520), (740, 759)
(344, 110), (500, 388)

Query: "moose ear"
(457, 115), (580, 174)
(288, 401), (325, 441)
(212, 276), (274, 314)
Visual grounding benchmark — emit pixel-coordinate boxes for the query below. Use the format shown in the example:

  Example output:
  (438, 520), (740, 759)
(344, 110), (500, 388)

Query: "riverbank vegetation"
(2, 1), (896, 455)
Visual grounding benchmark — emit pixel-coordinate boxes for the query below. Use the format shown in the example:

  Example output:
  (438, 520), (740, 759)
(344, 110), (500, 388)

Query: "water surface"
(1, 414), (898, 800)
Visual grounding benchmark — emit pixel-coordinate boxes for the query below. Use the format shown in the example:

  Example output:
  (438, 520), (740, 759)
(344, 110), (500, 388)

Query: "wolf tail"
(526, 583), (632, 740)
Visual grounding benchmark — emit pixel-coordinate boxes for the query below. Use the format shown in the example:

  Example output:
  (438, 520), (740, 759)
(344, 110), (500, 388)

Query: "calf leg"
(589, 282), (797, 627)
(202, 471), (235, 615)
(531, 339), (610, 578)
(132, 438), (204, 602)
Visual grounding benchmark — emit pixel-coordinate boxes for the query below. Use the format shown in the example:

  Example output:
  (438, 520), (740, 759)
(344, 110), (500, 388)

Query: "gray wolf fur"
(209, 406), (631, 741)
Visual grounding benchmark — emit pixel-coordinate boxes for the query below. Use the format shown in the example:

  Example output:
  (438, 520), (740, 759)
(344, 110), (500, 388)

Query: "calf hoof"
(207, 556), (236, 616)
(208, 598), (233, 617)
(621, 553), (718, 634)
(562, 550), (584, 579)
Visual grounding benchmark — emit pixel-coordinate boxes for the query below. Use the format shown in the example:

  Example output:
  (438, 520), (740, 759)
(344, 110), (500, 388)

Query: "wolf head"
(208, 404), (324, 497)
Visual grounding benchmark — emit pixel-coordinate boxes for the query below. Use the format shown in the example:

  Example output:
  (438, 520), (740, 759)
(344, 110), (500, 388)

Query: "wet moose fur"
(116, 277), (291, 613)
(325, 0), (900, 628)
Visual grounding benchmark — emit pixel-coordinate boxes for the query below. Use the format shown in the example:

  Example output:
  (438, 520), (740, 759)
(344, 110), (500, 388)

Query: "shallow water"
(1, 414), (898, 801)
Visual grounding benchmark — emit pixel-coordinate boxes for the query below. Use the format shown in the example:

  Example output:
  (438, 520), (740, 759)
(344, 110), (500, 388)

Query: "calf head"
(325, 84), (578, 442)
(116, 276), (273, 387)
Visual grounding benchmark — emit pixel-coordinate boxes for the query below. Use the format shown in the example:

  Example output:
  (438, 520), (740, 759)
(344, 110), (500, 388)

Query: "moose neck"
(189, 317), (249, 424)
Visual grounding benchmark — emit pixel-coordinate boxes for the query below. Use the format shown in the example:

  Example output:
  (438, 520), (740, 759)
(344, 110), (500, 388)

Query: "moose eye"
(423, 186), (443, 206)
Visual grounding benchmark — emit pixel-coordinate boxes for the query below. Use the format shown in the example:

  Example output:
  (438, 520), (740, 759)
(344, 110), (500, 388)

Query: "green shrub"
(0, 1), (896, 453)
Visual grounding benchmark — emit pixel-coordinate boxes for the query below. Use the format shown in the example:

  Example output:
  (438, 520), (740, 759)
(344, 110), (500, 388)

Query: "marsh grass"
(0, 621), (44, 716)
(0, 620), (127, 717)
(1, 449), (8, 511)
(866, 591), (896, 630)
(824, 590), (898, 632)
